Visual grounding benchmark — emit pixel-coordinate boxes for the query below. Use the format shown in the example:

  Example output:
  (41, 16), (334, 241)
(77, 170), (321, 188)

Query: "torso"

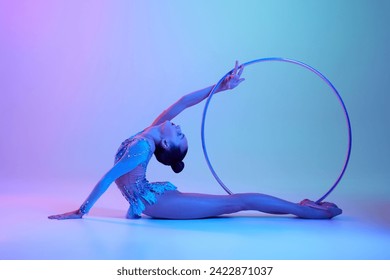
(113, 132), (177, 218)
(114, 134), (153, 190)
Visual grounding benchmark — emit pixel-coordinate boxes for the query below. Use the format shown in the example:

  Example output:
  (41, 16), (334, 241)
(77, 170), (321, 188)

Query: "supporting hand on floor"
(48, 210), (84, 220)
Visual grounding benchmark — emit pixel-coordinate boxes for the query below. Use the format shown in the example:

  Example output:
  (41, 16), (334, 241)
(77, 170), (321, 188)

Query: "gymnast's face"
(161, 121), (188, 152)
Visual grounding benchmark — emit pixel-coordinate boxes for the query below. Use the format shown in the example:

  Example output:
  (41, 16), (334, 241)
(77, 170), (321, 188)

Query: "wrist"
(213, 83), (225, 94)
(79, 200), (90, 215)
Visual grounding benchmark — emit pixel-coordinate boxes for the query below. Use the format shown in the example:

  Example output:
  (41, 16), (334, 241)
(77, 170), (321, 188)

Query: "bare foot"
(299, 199), (342, 219)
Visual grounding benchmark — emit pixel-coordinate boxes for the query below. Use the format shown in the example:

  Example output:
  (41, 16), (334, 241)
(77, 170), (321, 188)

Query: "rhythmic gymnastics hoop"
(201, 57), (352, 203)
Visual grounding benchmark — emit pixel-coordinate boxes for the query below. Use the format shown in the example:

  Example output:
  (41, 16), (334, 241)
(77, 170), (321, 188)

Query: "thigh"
(143, 190), (244, 219)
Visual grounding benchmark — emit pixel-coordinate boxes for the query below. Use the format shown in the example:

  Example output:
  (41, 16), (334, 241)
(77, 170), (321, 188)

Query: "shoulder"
(115, 134), (155, 164)
(115, 137), (152, 166)
(133, 137), (154, 150)
(125, 137), (154, 157)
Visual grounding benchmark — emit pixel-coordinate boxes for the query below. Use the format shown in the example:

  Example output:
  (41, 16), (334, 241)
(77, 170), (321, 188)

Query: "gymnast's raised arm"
(151, 61), (245, 126)
(48, 141), (150, 220)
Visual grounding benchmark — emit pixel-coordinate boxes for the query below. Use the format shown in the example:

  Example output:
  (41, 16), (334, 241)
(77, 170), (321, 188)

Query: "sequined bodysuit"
(114, 133), (177, 219)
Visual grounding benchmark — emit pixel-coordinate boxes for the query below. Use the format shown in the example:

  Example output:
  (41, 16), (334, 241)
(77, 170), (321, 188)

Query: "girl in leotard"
(49, 61), (342, 220)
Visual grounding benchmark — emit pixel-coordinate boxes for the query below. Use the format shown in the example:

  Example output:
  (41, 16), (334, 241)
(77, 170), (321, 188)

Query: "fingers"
(219, 61), (245, 91)
(48, 213), (77, 220)
(48, 215), (61, 220)
(233, 60), (238, 74)
(233, 60), (245, 76)
(237, 64), (244, 77)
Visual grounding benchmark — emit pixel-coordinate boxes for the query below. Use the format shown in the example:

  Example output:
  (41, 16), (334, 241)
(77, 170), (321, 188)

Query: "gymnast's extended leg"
(142, 191), (342, 219)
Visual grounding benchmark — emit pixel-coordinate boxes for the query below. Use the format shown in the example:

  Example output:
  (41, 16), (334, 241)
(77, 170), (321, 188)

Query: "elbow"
(180, 94), (196, 108)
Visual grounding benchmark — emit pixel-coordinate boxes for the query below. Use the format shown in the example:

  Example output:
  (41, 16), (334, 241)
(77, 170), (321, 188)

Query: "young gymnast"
(49, 61), (342, 220)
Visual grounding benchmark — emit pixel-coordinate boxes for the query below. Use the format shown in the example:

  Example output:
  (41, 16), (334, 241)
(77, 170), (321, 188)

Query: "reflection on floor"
(1, 180), (389, 260)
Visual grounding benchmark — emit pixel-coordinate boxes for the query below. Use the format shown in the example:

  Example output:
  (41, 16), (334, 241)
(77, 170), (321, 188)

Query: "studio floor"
(1, 180), (389, 260)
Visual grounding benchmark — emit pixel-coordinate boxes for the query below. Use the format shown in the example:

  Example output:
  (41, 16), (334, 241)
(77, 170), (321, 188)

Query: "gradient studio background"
(0, 0), (389, 259)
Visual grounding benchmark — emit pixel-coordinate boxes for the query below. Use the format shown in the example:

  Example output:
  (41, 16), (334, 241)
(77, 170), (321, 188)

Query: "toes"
(328, 206), (342, 218)
(320, 202), (338, 208)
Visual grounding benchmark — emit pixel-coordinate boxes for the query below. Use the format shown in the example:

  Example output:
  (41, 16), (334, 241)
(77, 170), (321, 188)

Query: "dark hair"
(154, 142), (188, 173)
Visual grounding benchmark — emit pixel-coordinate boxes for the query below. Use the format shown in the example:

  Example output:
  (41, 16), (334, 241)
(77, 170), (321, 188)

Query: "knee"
(226, 194), (248, 212)
(233, 193), (263, 211)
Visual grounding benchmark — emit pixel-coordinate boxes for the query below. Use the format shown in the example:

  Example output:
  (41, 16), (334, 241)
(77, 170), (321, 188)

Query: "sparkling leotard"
(114, 133), (176, 219)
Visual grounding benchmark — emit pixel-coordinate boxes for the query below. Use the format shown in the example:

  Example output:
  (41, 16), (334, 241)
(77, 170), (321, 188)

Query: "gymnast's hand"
(48, 210), (84, 220)
(217, 60), (245, 92)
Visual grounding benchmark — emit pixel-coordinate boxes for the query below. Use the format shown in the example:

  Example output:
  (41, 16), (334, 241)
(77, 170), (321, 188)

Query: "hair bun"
(171, 161), (185, 173)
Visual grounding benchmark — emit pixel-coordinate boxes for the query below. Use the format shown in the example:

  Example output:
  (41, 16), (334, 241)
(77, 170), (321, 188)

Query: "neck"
(141, 124), (163, 146)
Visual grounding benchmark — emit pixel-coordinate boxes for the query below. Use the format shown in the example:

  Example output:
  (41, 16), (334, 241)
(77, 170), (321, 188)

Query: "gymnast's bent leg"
(142, 191), (341, 219)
